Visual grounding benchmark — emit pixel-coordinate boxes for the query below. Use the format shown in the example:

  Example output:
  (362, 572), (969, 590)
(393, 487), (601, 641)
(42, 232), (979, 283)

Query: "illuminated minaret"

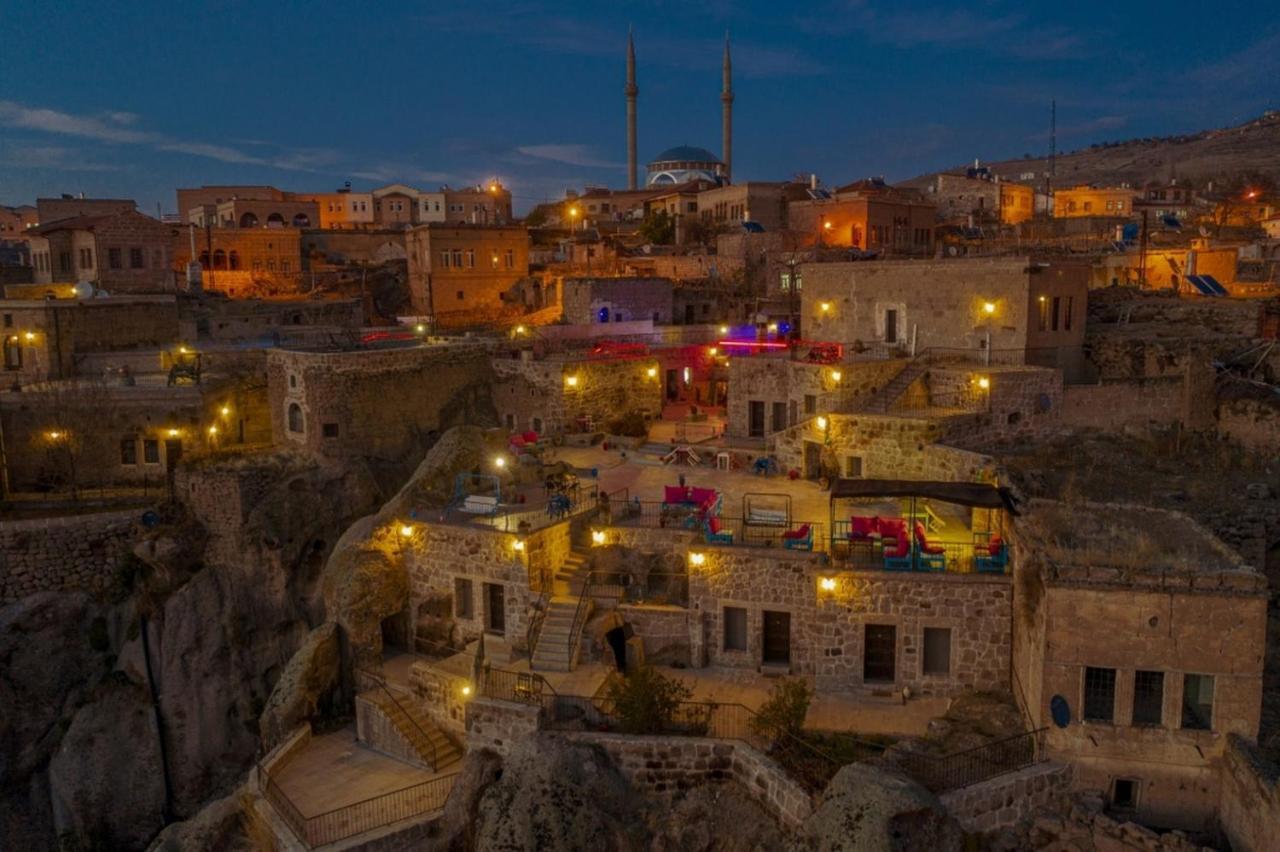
(721, 33), (734, 184)
(625, 28), (639, 190)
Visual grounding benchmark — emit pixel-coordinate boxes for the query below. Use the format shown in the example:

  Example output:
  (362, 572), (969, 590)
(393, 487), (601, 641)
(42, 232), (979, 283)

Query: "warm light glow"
(512, 539), (526, 552)
(415, 323), (426, 333)
(767, 322), (779, 333)
(708, 346), (718, 356)
(829, 369), (842, 383)
(646, 366), (657, 378)
(207, 425), (218, 435)
(178, 345), (190, 354)
(565, 374), (579, 387)
(982, 302), (996, 314)
(977, 376), (991, 390)
(815, 416), (829, 431)
(591, 530), (607, 545)
(819, 576), (837, 592)
(688, 552), (706, 566)
(23, 331), (36, 342)
(1038, 295), (1046, 303)
(461, 684), (473, 696)
(819, 301), (831, 312)
(823, 221), (833, 230)
(515, 325), (526, 335)
(488, 183), (498, 193)
(399, 524), (414, 538)
(568, 206), (579, 218)
(166, 428), (180, 437)
(682, 366), (691, 384)
(46, 430), (64, 441)
(719, 325), (729, 334)
(494, 456), (506, 469)
(219, 405), (231, 417)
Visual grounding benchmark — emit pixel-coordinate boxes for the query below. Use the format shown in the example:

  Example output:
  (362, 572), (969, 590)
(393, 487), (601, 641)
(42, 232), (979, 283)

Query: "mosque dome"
(646, 146), (725, 186)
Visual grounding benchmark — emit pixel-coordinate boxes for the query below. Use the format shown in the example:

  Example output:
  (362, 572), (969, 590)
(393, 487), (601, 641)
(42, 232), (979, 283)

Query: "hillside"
(908, 111), (1280, 190)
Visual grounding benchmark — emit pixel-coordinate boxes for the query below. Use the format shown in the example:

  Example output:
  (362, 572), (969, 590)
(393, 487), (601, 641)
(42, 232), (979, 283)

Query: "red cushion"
(880, 519), (906, 540)
(783, 524), (810, 540)
(522, 430), (539, 443)
(691, 488), (716, 505)
(987, 536), (1005, 556)
(884, 537), (910, 557)
(850, 517), (874, 538)
(708, 517), (722, 534)
(665, 486), (687, 504)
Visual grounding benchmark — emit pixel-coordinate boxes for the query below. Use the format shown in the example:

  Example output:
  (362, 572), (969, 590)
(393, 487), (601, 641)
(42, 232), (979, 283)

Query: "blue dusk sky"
(1, 1), (1275, 215)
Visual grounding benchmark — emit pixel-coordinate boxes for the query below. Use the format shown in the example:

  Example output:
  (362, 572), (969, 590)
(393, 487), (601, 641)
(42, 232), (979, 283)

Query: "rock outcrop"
(258, 622), (341, 750)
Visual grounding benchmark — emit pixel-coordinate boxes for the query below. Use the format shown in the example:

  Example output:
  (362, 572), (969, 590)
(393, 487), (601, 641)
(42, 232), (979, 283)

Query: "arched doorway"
(287, 403), (303, 433)
(239, 212), (259, 228)
(292, 213), (311, 227)
(266, 212), (285, 228)
(606, 626), (630, 673)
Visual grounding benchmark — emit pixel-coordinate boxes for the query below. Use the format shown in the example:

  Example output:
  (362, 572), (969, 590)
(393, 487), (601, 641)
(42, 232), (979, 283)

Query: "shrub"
(604, 664), (692, 734)
(606, 410), (648, 437)
(750, 678), (813, 741)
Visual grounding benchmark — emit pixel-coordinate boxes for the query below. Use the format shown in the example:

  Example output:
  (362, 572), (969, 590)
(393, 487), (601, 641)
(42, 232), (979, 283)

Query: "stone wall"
(613, 604), (690, 666)
(939, 761), (1072, 834)
(566, 732), (814, 829)
(768, 412), (954, 480)
(925, 366), (1063, 443)
(0, 509), (137, 603)
(1058, 377), (1184, 431)
(1218, 734), (1280, 852)
(355, 694), (432, 770)
(408, 660), (470, 735)
(492, 354), (663, 436)
(464, 696), (540, 757)
(726, 356), (905, 440)
(561, 277), (674, 325)
(1217, 397), (1280, 454)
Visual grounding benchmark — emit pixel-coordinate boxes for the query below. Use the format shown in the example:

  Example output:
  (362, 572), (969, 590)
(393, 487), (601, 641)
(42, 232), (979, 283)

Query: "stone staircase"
(856, 359), (928, 413)
(361, 687), (463, 772)
(531, 537), (597, 672)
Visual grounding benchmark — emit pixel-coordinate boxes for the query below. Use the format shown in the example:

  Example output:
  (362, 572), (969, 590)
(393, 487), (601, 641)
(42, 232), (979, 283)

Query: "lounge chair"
(782, 523), (813, 551)
(913, 522), (947, 572)
(882, 532), (911, 571)
(704, 517), (734, 544)
(975, 536), (1009, 574)
(849, 515), (879, 541)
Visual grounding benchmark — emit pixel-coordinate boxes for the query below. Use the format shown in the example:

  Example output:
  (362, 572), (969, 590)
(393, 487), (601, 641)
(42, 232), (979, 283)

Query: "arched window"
(239, 212), (259, 228)
(212, 249), (227, 269)
(287, 403), (303, 433)
(228, 250), (240, 270)
(266, 213), (285, 228)
(292, 213), (311, 227)
(199, 251), (210, 269)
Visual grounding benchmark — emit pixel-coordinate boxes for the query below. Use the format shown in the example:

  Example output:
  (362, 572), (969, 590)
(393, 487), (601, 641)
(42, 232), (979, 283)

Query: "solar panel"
(1162, 215), (1182, 229)
(1185, 275), (1215, 296)
(1201, 274), (1229, 296)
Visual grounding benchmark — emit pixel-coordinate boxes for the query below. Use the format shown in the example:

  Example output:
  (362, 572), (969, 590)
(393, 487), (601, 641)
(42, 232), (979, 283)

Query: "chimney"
(810, 174), (818, 191)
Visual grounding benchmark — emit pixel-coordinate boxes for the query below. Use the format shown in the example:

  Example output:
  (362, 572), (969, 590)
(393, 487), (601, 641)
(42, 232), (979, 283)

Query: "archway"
(606, 626), (629, 673)
(239, 212), (259, 228)
(287, 403), (303, 433)
(212, 249), (227, 269)
(292, 213), (311, 227)
(228, 250), (240, 270)
(266, 213), (285, 228)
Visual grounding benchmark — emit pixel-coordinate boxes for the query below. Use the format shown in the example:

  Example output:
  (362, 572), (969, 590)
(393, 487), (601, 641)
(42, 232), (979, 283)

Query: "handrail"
(526, 582), (551, 659)
(565, 570), (595, 670)
(890, 726), (1048, 793)
(356, 668), (439, 772)
(257, 762), (310, 845)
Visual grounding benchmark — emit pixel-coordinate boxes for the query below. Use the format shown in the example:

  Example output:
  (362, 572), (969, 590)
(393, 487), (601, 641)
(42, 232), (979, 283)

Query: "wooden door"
(863, 624), (896, 682)
(762, 610), (791, 665)
(485, 583), (505, 635)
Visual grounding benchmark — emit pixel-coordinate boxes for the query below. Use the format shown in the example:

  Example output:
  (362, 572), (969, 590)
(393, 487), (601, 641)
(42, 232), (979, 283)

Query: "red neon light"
(718, 340), (789, 349)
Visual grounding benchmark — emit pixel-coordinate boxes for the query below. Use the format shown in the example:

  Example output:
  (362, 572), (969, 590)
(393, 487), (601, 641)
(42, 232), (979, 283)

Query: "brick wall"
(939, 761), (1072, 833)
(0, 509), (137, 603)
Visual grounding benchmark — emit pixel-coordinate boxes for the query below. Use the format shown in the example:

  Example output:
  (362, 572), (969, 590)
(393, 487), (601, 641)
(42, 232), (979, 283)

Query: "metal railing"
(258, 763), (458, 848)
(481, 667), (557, 705)
(892, 727), (1047, 793)
(609, 500), (827, 554)
(565, 571), (595, 670)
(441, 482), (599, 533)
(828, 528), (1008, 575)
(357, 669), (439, 772)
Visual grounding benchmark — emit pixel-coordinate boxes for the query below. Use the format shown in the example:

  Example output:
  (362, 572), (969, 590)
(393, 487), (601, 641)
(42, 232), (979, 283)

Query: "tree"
(749, 678), (813, 741)
(604, 664), (692, 734)
(638, 210), (675, 245)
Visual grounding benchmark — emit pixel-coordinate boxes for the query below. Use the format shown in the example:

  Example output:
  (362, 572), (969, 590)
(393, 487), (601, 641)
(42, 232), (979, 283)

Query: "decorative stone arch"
(240, 212), (259, 228)
(287, 402), (304, 434)
(267, 212), (286, 228)
(292, 213), (311, 227)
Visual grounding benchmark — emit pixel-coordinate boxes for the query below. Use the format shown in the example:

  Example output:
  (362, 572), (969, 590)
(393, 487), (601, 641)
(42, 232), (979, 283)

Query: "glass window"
(120, 439), (138, 465)
(1065, 296), (1074, 331)
(922, 627), (951, 676)
(3, 335), (20, 370)
(723, 607), (748, 651)
(1132, 670), (1164, 726)
(129, 247), (144, 269)
(143, 439), (160, 464)
(455, 578), (474, 618)
(1181, 674), (1214, 731)
(803, 394), (816, 415)
(440, 251), (451, 268)
(1083, 666), (1116, 723)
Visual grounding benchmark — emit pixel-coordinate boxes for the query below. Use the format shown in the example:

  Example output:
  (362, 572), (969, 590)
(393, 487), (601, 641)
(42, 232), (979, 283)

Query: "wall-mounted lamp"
(982, 302), (997, 315)
(565, 374), (579, 387)
(399, 524), (414, 538)
(591, 530), (607, 546)
(688, 551), (706, 566)
(829, 369), (842, 383)
(646, 366), (658, 378)
(977, 376), (991, 390)
(815, 416), (829, 431)
(819, 576), (837, 592)
(819, 302), (831, 313)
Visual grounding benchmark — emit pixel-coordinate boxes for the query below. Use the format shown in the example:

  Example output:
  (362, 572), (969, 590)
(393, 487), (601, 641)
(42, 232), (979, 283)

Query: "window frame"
(1181, 673), (1214, 731)
(723, 606), (748, 652)
(1083, 666), (1117, 723)
(1131, 670), (1164, 727)
(921, 627), (952, 677)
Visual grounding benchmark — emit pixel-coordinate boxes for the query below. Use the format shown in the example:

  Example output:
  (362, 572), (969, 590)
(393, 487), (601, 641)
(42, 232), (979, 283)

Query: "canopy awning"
(830, 478), (1017, 514)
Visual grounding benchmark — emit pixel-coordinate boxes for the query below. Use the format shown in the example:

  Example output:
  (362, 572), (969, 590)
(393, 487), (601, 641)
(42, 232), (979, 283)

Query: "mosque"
(625, 31), (733, 189)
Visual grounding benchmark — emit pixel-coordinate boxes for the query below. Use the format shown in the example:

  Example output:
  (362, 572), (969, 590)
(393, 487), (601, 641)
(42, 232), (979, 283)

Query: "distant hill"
(906, 112), (1280, 191)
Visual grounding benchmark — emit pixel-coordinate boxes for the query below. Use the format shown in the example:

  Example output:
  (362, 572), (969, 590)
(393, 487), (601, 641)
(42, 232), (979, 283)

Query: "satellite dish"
(1050, 695), (1071, 728)
(140, 510), (160, 528)
(71, 281), (94, 299)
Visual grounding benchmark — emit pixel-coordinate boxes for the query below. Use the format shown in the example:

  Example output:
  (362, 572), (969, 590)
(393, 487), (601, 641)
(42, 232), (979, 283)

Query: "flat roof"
(831, 478), (1017, 512)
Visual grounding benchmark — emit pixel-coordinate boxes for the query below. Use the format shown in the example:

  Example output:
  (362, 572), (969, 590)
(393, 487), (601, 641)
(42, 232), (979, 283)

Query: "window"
(1038, 297), (1049, 331)
(771, 402), (787, 433)
(129, 247), (144, 269)
(108, 247), (122, 269)
(440, 250), (451, 268)
(465, 249), (475, 268)
(120, 439), (138, 465)
(845, 456), (863, 477)
(803, 394), (816, 415)
(451, 249), (462, 267)
(4, 335), (22, 369)
(59, 251), (71, 273)
(1132, 670), (1164, 726)
(922, 627), (951, 676)
(723, 607), (748, 651)
(1065, 296), (1074, 331)
(455, 578), (474, 618)
(1083, 666), (1116, 723)
(504, 249), (514, 269)
(78, 248), (93, 269)
(1181, 674), (1214, 731)
(289, 374), (297, 389)
(1111, 778), (1139, 811)
(780, 272), (792, 292)
(287, 403), (303, 433)
(143, 439), (160, 464)
(2, 314), (10, 327)
(456, 290), (464, 301)
(321, 422), (339, 438)
(884, 309), (898, 344)
(1051, 296), (1061, 331)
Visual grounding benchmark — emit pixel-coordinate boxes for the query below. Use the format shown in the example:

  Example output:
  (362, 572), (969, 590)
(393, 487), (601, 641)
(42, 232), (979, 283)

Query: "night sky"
(1, 1), (1275, 215)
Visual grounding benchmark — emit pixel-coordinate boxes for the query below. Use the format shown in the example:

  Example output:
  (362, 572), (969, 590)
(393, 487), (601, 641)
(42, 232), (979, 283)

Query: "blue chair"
(975, 547), (1009, 574)
(782, 524), (813, 551)
(883, 538), (912, 571)
(704, 519), (734, 544)
(547, 494), (570, 518)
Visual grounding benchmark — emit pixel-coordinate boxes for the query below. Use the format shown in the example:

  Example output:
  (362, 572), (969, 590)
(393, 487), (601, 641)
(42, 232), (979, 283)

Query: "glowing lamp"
(982, 302), (996, 315)
(178, 345), (190, 354)
(1038, 295), (1046, 303)
(815, 416), (829, 431)
(399, 524), (414, 538)
(646, 366), (657, 378)
(688, 552), (706, 567)
(46, 430), (63, 441)
(515, 325), (526, 335)
(767, 322), (779, 333)
(24, 331), (36, 342)
(512, 539), (526, 552)
(819, 577), (837, 592)
(823, 221), (833, 231)
(207, 425), (218, 435)
(415, 323), (426, 333)
(708, 346), (718, 356)
(682, 366), (691, 384)
(829, 370), (842, 383)
(819, 302), (831, 313)
(166, 428), (180, 438)
(719, 325), (729, 334)
(219, 405), (231, 417)
(494, 456), (506, 469)
(977, 376), (991, 390)
(591, 530), (607, 546)
(461, 684), (473, 697)
(565, 374), (579, 387)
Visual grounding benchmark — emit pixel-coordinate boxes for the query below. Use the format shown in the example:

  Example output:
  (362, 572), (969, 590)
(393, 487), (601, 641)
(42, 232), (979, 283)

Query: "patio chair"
(849, 515), (879, 541)
(782, 523), (813, 551)
(662, 485), (691, 510)
(882, 532), (911, 571)
(975, 536), (1009, 574)
(704, 517), (734, 544)
(913, 522), (947, 572)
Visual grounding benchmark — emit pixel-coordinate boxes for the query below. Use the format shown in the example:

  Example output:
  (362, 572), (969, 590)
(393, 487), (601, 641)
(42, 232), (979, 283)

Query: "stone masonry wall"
(464, 696), (540, 757)
(408, 660), (470, 736)
(566, 732), (814, 829)
(1218, 734), (1280, 852)
(0, 509), (137, 603)
(355, 694), (432, 770)
(1058, 377), (1184, 432)
(726, 357), (905, 440)
(939, 760), (1073, 834)
(769, 412), (951, 480)
(492, 354), (663, 436)
(1217, 398), (1280, 455)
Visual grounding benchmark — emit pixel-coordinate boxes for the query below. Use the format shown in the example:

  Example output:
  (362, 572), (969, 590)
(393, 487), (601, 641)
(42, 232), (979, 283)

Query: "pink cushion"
(850, 516), (875, 538)
(884, 536), (910, 557)
(665, 486), (688, 504)
(522, 430), (539, 443)
(690, 487), (717, 505)
(708, 517), (722, 534)
(783, 524), (810, 540)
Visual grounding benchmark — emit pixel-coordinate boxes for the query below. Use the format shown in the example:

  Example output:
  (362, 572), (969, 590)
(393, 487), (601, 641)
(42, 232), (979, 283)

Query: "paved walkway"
(274, 728), (443, 816)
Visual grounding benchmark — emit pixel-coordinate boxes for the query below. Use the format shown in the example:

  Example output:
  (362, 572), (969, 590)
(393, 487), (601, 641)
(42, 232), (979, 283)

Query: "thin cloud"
(0, 143), (121, 172)
(1028, 114), (1128, 141)
(515, 144), (623, 170)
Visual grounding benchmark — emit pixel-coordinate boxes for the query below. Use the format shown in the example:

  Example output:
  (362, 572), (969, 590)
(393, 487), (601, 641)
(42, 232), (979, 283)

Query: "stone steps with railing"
(358, 685), (463, 772)
(856, 359), (929, 413)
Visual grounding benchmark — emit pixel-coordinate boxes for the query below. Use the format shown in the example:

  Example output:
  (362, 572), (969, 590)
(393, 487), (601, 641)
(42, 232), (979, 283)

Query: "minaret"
(721, 34), (734, 184)
(626, 28), (639, 191)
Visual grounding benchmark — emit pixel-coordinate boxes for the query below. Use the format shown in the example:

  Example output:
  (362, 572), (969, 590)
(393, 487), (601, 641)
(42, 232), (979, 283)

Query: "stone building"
(404, 224), (530, 326)
(560, 277), (674, 325)
(443, 184), (512, 226)
(266, 341), (499, 460)
(788, 187), (935, 256)
(1000, 182), (1035, 225)
(175, 185), (284, 220)
(35, 196), (135, 224)
(697, 182), (799, 232)
(491, 352), (664, 436)
(190, 198), (319, 230)
(170, 226), (305, 297)
(1012, 501), (1267, 833)
(1053, 186), (1139, 218)
(0, 204), (39, 239)
(801, 257), (1089, 362)
(292, 190), (375, 230)
(27, 210), (175, 293)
